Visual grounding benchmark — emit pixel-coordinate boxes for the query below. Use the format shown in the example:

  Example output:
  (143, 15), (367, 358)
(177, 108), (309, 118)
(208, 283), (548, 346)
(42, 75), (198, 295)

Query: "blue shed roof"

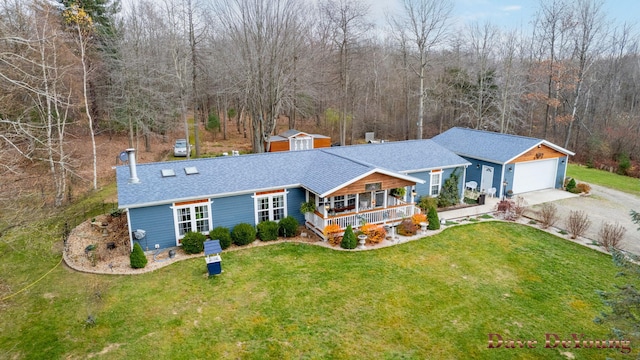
(431, 127), (574, 164)
(116, 139), (469, 208)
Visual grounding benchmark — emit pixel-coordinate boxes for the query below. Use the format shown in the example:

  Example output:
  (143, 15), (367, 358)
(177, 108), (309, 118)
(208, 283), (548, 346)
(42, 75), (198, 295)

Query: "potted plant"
(300, 201), (316, 221)
(300, 201), (316, 213)
(390, 187), (406, 198)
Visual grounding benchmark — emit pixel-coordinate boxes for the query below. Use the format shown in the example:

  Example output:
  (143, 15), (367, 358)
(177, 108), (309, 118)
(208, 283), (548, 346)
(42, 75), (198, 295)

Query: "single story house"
(116, 140), (470, 250)
(266, 129), (331, 152)
(432, 127), (575, 198)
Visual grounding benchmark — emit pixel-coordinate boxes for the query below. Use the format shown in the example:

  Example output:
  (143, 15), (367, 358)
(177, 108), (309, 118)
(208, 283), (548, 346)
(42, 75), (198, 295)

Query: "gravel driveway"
(528, 183), (640, 256)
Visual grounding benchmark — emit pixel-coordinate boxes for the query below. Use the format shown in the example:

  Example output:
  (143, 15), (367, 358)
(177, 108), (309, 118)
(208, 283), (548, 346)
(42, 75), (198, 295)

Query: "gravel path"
(529, 183), (640, 255)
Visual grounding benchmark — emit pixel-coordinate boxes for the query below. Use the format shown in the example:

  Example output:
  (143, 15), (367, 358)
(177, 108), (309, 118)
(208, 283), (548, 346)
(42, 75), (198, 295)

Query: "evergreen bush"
(565, 178), (577, 192)
(130, 242), (147, 269)
(231, 223), (256, 246)
(209, 226), (232, 249)
(278, 216), (299, 237)
(437, 170), (460, 208)
(340, 225), (357, 249)
(427, 207), (440, 230)
(257, 221), (279, 241)
(181, 231), (206, 254)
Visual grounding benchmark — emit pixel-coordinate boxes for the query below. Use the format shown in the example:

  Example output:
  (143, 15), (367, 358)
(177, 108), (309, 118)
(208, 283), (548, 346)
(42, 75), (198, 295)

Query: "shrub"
(537, 203), (559, 229)
(427, 207), (440, 230)
(617, 153), (631, 175)
(411, 213), (427, 226)
(361, 223), (386, 244)
(323, 223), (342, 246)
(278, 216), (299, 237)
(597, 222), (627, 250)
(495, 196), (527, 221)
(231, 223), (257, 246)
(130, 242), (147, 269)
(397, 219), (418, 236)
(566, 210), (591, 239)
(576, 183), (591, 194)
(565, 178), (577, 192)
(181, 231), (206, 254)
(257, 221), (279, 241)
(209, 226), (232, 250)
(417, 196), (438, 212)
(340, 225), (357, 249)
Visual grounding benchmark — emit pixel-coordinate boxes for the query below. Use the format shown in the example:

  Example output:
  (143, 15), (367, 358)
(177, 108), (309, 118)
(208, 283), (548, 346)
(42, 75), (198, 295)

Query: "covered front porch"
(302, 172), (423, 239)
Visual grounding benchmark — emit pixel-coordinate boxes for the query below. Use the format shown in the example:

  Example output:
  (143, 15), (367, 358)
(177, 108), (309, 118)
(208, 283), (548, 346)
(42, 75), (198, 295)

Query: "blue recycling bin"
(204, 240), (222, 276)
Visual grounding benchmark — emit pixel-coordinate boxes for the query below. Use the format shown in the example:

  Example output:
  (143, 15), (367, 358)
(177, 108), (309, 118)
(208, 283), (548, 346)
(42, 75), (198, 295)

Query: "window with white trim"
(254, 191), (287, 223)
(430, 172), (442, 196)
(174, 200), (212, 240)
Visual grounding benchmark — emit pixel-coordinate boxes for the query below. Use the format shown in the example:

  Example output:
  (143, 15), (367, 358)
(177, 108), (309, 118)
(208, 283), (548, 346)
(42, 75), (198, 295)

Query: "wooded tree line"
(1, 0), (639, 206)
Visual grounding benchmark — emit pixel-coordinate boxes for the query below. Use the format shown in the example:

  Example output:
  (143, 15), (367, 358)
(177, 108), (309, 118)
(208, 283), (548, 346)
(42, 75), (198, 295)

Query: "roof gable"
(432, 127), (574, 164)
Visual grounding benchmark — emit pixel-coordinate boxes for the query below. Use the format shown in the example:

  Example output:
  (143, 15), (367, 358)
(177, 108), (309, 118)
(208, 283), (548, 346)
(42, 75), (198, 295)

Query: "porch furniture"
(465, 181), (478, 191)
(487, 187), (497, 198)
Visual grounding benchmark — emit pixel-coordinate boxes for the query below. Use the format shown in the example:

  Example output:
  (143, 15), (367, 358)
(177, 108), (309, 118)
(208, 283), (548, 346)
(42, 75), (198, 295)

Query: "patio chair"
(487, 187), (497, 198)
(465, 181), (478, 192)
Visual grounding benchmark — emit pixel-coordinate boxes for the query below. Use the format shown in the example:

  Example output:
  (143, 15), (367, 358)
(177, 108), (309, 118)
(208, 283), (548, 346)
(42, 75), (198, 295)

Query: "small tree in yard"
(537, 203), (559, 229)
(130, 242), (147, 269)
(565, 210), (591, 239)
(594, 210), (640, 351)
(340, 225), (357, 249)
(427, 207), (440, 230)
(597, 222), (627, 251)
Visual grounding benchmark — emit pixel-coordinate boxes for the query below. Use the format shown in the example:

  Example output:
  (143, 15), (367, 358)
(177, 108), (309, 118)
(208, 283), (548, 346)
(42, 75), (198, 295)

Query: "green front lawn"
(568, 163), (640, 196)
(1, 217), (629, 359)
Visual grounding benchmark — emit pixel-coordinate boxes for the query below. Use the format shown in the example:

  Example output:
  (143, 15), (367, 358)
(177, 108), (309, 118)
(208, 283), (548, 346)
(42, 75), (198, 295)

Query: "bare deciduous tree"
(390, 0), (453, 139)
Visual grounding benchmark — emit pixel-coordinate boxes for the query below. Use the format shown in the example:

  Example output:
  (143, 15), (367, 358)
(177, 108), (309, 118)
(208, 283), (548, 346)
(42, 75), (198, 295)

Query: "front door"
(480, 165), (494, 193)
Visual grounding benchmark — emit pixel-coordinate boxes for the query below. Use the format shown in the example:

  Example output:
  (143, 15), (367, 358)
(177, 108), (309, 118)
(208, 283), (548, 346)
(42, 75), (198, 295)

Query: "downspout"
(460, 165), (468, 204)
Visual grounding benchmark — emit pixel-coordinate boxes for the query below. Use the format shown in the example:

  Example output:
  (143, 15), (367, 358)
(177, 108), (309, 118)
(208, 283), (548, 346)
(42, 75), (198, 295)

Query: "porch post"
(383, 189), (388, 208)
(355, 193), (359, 212)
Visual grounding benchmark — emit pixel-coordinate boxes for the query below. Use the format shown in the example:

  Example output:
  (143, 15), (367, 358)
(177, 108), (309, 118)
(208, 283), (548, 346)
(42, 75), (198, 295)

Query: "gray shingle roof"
(432, 127), (560, 163)
(116, 139), (469, 208)
(324, 140), (469, 173)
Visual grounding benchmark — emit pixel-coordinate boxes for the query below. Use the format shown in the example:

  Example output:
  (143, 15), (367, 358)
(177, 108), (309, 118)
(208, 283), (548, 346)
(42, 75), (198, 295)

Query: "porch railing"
(306, 204), (420, 233)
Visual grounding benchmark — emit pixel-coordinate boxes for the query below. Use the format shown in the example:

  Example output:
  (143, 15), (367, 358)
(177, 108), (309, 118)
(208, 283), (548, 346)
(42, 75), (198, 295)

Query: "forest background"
(1, 0), (639, 211)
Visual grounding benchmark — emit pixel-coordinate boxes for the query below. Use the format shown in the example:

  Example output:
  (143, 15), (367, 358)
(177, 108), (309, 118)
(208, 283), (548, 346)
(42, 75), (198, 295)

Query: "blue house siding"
(129, 204), (176, 250)
(212, 194), (255, 229)
(407, 166), (466, 202)
(462, 157), (504, 192)
(503, 164), (515, 196)
(556, 156), (568, 189)
(286, 187), (306, 224)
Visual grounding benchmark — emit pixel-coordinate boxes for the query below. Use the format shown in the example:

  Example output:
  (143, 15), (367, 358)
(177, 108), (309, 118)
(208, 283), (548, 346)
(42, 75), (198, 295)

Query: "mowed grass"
(1, 210), (631, 359)
(568, 163), (640, 196)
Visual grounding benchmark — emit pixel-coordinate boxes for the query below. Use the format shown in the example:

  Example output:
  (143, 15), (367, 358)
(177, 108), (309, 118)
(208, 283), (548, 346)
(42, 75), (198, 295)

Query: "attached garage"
(432, 127), (575, 198)
(512, 158), (558, 194)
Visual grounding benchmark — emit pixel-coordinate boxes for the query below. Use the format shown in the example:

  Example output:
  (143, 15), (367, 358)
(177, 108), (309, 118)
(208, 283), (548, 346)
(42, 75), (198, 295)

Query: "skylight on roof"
(184, 166), (199, 175)
(161, 169), (176, 177)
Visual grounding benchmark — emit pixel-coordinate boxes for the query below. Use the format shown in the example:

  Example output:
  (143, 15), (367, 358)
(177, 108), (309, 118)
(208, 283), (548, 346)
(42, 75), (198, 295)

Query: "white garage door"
(512, 159), (557, 194)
